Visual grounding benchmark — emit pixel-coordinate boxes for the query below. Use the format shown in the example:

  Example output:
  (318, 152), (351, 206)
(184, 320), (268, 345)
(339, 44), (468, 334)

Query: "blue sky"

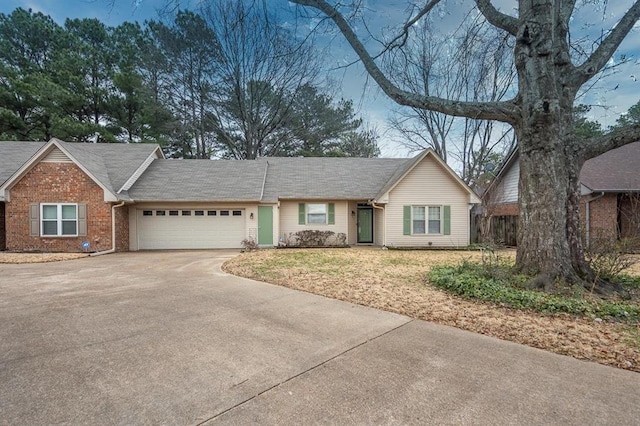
(1, 0), (639, 157)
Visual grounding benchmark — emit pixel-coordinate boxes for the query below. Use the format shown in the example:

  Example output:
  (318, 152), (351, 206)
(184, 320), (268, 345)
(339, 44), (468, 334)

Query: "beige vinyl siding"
(129, 202), (260, 251)
(279, 200), (348, 241)
(374, 207), (385, 246)
(494, 159), (519, 203)
(385, 155), (470, 247)
(348, 201), (358, 245)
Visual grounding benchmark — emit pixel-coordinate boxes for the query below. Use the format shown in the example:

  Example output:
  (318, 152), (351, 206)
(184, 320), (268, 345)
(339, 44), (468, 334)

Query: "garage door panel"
(138, 209), (245, 249)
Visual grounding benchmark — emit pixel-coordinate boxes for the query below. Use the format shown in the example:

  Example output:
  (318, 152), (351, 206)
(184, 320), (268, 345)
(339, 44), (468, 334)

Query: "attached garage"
(136, 208), (245, 249)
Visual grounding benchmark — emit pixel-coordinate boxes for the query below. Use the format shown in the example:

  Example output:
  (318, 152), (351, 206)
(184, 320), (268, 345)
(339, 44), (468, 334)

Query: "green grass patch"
(428, 262), (640, 322)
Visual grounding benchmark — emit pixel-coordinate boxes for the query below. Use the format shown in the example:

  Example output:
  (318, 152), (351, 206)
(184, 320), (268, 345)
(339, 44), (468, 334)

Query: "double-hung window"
(412, 206), (426, 234)
(405, 205), (448, 235)
(307, 203), (327, 224)
(41, 203), (78, 236)
(428, 206), (441, 234)
(298, 203), (335, 225)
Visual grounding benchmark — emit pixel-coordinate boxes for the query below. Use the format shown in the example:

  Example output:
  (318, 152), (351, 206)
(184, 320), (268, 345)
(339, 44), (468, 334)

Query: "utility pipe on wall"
(90, 201), (126, 256)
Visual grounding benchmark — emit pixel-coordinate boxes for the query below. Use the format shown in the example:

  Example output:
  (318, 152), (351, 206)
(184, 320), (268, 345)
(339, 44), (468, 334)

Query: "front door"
(357, 207), (373, 244)
(258, 206), (273, 245)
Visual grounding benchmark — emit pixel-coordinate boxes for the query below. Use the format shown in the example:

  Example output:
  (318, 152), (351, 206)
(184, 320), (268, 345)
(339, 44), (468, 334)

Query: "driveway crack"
(196, 318), (414, 425)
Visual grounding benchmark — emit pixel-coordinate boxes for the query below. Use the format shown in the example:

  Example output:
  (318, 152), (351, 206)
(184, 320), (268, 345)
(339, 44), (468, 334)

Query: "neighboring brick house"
(484, 142), (640, 246)
(1, 139), (480, 252)
(0, 140), (162, 253)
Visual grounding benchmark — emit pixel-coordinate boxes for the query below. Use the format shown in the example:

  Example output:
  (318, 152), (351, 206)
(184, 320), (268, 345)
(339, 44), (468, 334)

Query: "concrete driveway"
(0, 251), (638, 425)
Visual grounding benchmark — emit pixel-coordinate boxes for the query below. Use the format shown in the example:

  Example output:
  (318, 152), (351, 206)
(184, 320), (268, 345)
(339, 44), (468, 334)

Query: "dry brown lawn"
(0, 252), (88, 263)
(223, 248), (640, 372)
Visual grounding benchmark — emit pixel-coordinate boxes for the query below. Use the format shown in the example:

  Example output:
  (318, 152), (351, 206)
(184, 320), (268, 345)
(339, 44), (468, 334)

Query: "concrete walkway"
(0, 251), (638, 425)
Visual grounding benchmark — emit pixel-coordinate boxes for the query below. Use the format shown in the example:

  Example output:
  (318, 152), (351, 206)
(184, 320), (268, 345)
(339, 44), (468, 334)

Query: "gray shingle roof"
(259, 157), (409, 202)
(58, 141), (160, 194)
(2, 141), (472, 203)
(0, 141), (46, 186)
(580, 142), (640, 192)
(127, 159), (267, 201)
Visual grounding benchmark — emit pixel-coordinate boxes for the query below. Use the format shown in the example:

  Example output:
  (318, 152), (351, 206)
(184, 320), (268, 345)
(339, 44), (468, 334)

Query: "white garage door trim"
(137, 208), (245, 249)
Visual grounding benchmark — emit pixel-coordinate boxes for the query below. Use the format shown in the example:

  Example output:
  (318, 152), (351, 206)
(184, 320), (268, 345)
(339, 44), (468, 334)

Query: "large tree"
(285, 83), (362, 157)
(201, 0), (321, 159)
(291, 0), (640, 288)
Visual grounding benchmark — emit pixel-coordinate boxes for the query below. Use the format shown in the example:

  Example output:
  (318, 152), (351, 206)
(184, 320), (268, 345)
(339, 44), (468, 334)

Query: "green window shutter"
(30, 204), (39, 236)
(298, 203), (305, 225)
(78, 203), (87, 236)
(443, 205), (451, 235)
(403, 205), (411, 235)
(328, 203), (335, 225)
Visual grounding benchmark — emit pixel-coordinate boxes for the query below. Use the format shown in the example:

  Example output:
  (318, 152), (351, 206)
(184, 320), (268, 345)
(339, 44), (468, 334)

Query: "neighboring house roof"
(485, 141), (640, 200)
(127, 159), (267, 202)
(579, 142), (640, 192)
(0, 141), (46, 186)
(0, 139), (163, 201)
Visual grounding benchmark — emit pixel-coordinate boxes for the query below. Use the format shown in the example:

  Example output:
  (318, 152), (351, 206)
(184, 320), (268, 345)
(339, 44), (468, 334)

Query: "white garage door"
(137, 208), (245, 249)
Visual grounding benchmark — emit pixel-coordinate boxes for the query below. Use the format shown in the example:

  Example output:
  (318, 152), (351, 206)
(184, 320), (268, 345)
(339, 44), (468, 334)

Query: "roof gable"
(376, 149), (481, 203)
(0, 139), (162, 202)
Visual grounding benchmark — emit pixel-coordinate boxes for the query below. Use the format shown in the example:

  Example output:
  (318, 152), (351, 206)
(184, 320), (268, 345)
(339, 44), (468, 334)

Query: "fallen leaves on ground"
(223, 248), (640, 372)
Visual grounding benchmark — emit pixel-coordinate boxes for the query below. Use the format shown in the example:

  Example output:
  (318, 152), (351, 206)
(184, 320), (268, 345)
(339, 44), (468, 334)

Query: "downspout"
(585, 192), (605, 249)
(91, 201), (126, 256)
(259, 160), (268, 202)
(370, 201), (385, 247)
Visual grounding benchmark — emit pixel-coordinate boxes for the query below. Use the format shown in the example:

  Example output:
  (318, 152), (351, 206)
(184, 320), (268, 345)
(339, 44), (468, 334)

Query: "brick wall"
(0, 203), (5, 250)
(5, 162), (117, 253)
(581, 194), (618, 241)
(619, 194), (640, 240)
(114, 204), (129, 252)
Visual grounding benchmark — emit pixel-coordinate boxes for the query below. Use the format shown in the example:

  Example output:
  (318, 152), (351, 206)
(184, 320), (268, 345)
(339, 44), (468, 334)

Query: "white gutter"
(370, 201), (385, 247)
(585, 192), (605, 248)
(91, 201), (126, 256)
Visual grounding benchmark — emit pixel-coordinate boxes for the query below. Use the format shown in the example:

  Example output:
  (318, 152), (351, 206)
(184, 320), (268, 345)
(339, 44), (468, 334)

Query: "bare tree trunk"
(516, 124), (590, 284)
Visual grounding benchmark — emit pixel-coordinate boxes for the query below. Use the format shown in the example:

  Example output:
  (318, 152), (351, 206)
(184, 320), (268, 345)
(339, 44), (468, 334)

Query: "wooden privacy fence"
(471, 214), (518, 246)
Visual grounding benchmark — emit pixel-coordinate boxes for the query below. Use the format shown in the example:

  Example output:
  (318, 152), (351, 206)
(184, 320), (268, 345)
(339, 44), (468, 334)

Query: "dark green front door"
(258, 206), (273, 245)
(357, 207), (373, 243)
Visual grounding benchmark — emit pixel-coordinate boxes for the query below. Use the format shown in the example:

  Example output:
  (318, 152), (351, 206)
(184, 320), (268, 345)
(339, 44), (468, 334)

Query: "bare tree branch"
(582, 123), (640, 160)
(372, 0), (442, 58)
(474, 0), (518, 36)
(291, 0), (519, 123)
(572, 1), (640, 86)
